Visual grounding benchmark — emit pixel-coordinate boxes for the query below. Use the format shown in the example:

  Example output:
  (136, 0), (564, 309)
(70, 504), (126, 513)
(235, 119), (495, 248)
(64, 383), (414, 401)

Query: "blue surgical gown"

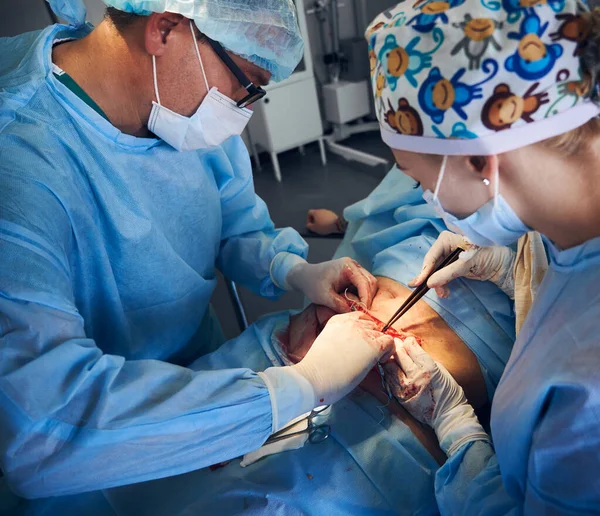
(435, 236), (600, 514)
(0, 25), (308, 498)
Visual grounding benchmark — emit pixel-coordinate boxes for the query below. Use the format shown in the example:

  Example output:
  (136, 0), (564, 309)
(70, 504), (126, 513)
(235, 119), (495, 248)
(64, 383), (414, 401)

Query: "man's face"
(152, 19), (271, 117)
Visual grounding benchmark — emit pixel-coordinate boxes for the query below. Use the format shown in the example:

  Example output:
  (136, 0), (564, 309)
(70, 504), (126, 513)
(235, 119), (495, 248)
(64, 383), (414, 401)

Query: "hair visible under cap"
(540, 117), (600, 156)
(105, 7), (142, 31)
(539, 7), (600, 157)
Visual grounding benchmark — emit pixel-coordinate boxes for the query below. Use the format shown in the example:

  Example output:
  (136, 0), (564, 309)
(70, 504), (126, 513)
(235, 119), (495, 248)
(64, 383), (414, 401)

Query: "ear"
(550, 43), (564, 59)
(144, 12), (185, 57)
(504, 55), (515, 72)
(467, 154), (499, 186)
(430, 67), (441, 79)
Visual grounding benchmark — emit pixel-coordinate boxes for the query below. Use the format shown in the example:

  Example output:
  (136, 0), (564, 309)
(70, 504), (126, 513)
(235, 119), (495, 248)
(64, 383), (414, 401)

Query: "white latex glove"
(291, 311), (395, 407)
(409, 231), (516, 298)
(287, 257), (378, 313)
(383, 337), (489, 456)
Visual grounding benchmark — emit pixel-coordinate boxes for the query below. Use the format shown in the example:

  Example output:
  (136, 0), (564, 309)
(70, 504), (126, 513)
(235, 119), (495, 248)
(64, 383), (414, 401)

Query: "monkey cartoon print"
(366, 0), (596, 151)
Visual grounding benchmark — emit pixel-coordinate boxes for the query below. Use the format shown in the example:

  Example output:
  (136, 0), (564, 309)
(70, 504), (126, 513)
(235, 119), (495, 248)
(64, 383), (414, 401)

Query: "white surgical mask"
(148, 23), (253, 152)
(423, 156), (530, 247)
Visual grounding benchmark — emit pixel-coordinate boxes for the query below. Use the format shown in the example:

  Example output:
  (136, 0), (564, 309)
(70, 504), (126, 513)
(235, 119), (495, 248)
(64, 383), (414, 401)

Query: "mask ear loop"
(433, 155), (448, 201)
(190, 21), (210, 94)
(493, 166), (500, 208)
(152, 55), (161, 105)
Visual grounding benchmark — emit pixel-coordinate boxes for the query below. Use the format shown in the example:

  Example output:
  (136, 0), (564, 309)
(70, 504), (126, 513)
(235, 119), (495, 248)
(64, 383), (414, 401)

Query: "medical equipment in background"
(246, 0), (326, 183)
(310, 0), (389, 169)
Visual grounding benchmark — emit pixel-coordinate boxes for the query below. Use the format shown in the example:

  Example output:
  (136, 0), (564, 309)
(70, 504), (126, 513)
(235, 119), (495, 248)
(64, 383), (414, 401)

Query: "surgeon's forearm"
(218, 228), (308, 299)
(0, 299), (283, 498)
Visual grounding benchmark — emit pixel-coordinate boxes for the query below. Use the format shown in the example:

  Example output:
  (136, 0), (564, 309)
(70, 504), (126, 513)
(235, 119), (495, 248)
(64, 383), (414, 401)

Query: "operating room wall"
(0, 0), (54, 37)
(0, 0), (397, 105)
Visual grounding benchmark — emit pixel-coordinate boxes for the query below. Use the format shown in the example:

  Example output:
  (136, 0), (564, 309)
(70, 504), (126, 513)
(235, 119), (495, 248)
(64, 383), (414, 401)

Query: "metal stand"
(309, 0), (389, 169)
(252, 139), (328, 182)
(325, 122), (388, 167)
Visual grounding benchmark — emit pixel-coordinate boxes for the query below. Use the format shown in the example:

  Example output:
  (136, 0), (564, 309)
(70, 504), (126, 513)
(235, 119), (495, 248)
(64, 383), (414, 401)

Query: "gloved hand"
(383, 337), (489, 456)
(306, 209), (346, 235)
(292, 311), (395, 406)
(409, 231), (516, 298)
(287, 257), (378, 313)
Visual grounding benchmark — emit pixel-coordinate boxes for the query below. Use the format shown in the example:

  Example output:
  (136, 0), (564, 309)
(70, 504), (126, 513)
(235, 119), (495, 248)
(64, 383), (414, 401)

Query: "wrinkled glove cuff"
(435, 402), (491, 456)
(259, 367), (315, 433)
(490, 249), (516, 299)
(270, 253), (307, 291)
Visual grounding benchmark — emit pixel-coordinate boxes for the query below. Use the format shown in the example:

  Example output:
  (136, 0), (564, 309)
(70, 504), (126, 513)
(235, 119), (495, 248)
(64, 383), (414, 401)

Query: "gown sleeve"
(214, 137), (308, 298)
(0, 171), (311, 499)
(435, 379), (600, 515)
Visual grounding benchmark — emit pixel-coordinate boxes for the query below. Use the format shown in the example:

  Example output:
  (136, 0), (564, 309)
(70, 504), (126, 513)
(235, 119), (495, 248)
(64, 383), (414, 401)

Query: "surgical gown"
(434, 236), (600, 514)
(0, 25), (308, 498)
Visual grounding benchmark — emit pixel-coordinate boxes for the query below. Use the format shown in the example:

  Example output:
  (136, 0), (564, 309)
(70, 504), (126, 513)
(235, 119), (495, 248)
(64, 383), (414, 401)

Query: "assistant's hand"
(292, 312), (395, 406)
(287, 258), (378, 312)
(409, 231), (516, 298)
(383, 338), (489, 455)
(306, 209), (344, 235)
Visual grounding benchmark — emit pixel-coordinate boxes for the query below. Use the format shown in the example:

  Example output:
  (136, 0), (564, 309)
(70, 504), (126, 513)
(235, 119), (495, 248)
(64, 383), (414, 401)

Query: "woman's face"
(391, 148), (495, 219)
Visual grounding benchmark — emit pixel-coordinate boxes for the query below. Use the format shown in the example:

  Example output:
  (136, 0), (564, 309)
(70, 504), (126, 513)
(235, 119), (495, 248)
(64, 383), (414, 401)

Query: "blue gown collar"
(45, 25), (161, 151)
(543, 234), (600, 271)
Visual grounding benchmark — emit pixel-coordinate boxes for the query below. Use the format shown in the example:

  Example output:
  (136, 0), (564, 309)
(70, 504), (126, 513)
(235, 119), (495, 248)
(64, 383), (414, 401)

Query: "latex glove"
(287, 257), (378, 313)
(292, 312), (395, 406)
(409, 231), (516, 298)
(306, 209), (347, 235)
(383, 337), (489, 456)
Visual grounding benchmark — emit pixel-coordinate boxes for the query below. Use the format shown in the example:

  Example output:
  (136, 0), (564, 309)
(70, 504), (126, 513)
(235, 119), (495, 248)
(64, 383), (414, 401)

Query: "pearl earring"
(483, 178), (491, 186)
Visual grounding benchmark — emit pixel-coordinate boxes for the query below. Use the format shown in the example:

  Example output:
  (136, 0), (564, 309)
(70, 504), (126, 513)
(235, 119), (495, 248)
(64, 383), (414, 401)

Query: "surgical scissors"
(265, 406), (331, 445)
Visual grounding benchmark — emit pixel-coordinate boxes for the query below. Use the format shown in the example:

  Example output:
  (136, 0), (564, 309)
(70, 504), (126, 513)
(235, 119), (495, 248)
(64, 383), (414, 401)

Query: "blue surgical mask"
(422, 156), (530, 247)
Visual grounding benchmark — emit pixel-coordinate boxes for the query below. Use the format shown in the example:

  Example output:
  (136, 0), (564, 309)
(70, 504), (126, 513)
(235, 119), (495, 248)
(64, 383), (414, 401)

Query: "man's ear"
(144, 12), (185, 57)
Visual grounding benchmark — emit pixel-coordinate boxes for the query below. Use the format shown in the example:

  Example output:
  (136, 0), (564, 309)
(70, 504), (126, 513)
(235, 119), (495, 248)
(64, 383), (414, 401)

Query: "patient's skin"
(279, 276), (488, 464)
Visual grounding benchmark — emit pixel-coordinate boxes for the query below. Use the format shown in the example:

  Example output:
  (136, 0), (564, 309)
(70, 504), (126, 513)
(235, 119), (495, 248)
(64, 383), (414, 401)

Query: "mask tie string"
(493, 166), (500, 209)
(152, 55), (161, 105)
(190, 21), (210, 93)
(433, 155), (448, 201)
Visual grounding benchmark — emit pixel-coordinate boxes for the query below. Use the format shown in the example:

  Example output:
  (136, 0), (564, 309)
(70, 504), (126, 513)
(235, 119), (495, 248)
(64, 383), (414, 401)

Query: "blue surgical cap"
(104, 0), (305, 83)
(47, 0), (304, 82)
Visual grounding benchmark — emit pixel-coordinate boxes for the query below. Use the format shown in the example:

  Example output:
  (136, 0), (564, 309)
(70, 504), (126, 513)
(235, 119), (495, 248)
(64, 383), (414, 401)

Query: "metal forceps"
(381, 247), (464, 332)
(265, 406), (331, 445)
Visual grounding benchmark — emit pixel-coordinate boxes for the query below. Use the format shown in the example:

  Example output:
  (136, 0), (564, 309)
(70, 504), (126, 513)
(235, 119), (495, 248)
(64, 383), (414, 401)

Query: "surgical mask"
(148, 23), (253, 151)
(422, 156), (530, 247)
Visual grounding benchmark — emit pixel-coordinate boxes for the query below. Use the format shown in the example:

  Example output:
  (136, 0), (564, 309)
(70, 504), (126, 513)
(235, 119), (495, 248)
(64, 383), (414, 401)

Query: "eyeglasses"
(205, 37), (267, 109)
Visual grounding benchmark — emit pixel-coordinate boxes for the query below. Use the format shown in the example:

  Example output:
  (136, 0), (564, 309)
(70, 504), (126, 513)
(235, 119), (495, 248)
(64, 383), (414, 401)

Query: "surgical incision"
(273, 277), (488, 464)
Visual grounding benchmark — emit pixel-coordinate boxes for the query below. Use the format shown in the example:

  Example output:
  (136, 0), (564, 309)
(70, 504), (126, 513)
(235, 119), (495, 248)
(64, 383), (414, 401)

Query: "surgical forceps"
(265, 406), (331, 445)
(381, 247), (464, 332)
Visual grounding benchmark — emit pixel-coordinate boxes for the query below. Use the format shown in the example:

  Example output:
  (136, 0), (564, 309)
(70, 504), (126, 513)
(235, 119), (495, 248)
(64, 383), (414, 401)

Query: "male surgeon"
(0, 0), (392, 503)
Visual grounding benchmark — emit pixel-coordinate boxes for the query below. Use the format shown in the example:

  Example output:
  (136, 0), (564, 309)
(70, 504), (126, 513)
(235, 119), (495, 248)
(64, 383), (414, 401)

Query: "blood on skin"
(345, 299), (423, 345)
